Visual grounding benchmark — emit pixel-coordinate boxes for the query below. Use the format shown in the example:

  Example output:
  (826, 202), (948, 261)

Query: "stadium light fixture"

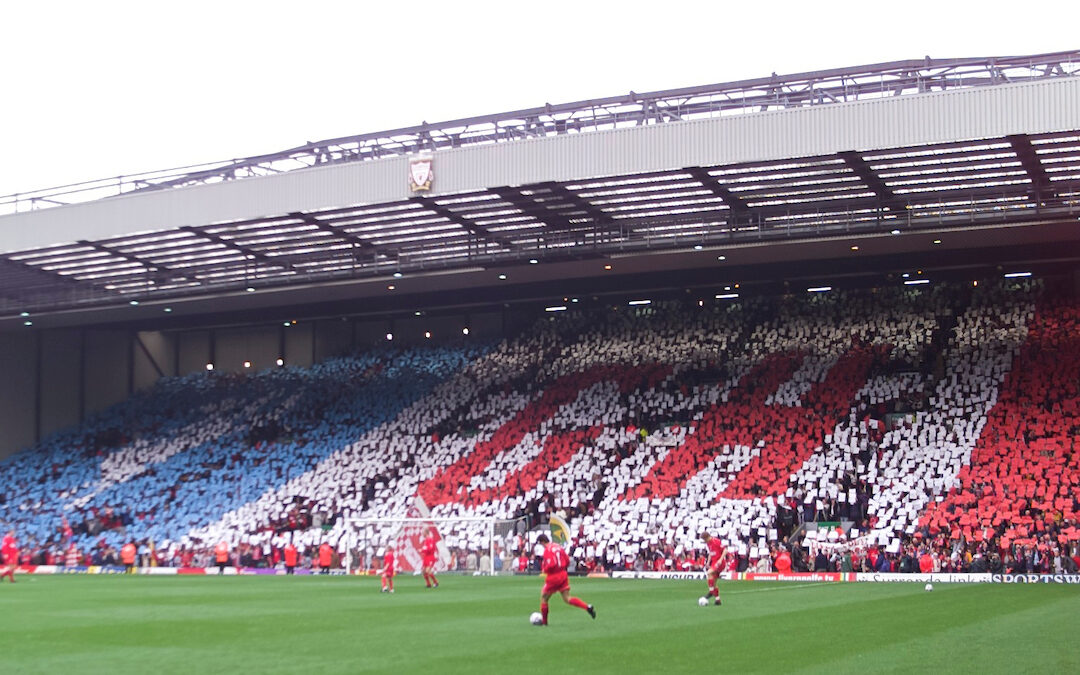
(246, 286), (255, 292)
(807, 286), (832, 293)
(932, 239), (942, 245)
(571, 298), (579, 303)
(23, 320), (32, 326)
(283, 321), (291, 327)
(528, 259), (539, 264)
(129, 300), (139, 306)
(545, 305), (567, 312)
(387, 284), (396, 290)
(891, 229), (901, 235)
(628, 300), (651, 306)
(498, 274), (507, 280)
(414, 311), (422, 316)
(276, 358), (284, 366)
(715, 293), (739, 299)
(604, 265), (612, 270)
(393, 272), (403, 278)
(385, 333), (393, 341)
(902, 273), (910, 278)
(206, 363), (214, 371)
(904, 279), (930, 285)
(19, 311), (29, 317)
(243, 361), (252, 368)
(850, 245), (859, 251)
(462, 327), (469, 335)
(424, 331), (432, 339)
(717, 256), (726, 261)
(693, 245), (703, 251)
(164, 307), (172, 313)
(1003, 271), (1032, 278)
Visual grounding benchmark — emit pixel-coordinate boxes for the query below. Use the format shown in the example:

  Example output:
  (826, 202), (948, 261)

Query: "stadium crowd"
(1, 279), (1077, 576)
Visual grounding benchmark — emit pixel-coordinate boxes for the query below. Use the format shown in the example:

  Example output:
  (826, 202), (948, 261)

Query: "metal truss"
(2, 51), (1078, 213)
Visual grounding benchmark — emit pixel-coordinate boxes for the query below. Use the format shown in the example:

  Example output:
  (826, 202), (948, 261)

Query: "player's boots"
(714, 597), (722, 606)
(587, 604), (596, 619)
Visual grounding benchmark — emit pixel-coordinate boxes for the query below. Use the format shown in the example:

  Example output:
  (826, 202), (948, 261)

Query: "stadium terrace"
(1, 50), (1079, 672)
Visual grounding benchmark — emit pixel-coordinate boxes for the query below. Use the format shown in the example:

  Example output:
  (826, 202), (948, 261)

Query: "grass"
(0, 575), (1077, 674)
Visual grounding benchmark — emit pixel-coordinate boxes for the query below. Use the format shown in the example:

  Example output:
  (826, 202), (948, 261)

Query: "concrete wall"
(216, 326), (279, 374)
(0, 331), (38, 460)
(314, 319), (353, 363)
(0, 327), (135, 460)
(39, 331), (81, 438)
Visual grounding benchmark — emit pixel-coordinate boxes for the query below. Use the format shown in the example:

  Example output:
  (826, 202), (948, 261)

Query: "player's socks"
(568, 597), (589, 611)
(388, 579), (394, 592)
(423, 572), (432, 587)
(710, 586), (719, 598)
(540, 602), (549, 625)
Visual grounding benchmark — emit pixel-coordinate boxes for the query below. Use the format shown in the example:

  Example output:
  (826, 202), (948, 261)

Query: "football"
(529, 612), (544, 626)
(698, 596), (709, 607)
(925, 583), (933, 592)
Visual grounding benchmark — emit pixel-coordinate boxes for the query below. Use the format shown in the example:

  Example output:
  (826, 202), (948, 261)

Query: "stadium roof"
(1, 52), (1078, 327)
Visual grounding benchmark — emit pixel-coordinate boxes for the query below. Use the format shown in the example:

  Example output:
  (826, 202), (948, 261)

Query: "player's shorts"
(2, 552), (17, 565)
(542, 571), (570, 595)
(709, 560), (724, 574)
(383, 569), (395, 578)
(422, 556), (436, 569)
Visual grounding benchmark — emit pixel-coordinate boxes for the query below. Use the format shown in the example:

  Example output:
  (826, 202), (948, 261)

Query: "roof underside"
(1, 52), (1078, 322)
(2, 129), (1078, 316)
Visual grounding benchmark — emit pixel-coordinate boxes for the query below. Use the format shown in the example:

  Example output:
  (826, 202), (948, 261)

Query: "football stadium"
(2, 50), (1080, 672)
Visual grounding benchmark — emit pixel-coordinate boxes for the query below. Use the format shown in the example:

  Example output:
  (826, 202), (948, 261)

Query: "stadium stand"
(1, 280), (1077, 575)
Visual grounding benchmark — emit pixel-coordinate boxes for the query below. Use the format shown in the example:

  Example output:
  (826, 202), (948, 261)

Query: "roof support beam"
(538, 182), (613, 224)
(537, 182), (625, 243)
(78, 240), (176, 274)
(1008, 134), (1056, 202)
(687, 167), (751, 221)
(290, 213), (380, 254)
(492, 187), (570, 229)
(409, 197), (515, 250)
(839, 151), (907, 212)
(181, 226), (297, 274)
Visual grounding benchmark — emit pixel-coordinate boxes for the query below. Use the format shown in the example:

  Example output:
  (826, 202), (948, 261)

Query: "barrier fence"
(13, 566), (1080, 584)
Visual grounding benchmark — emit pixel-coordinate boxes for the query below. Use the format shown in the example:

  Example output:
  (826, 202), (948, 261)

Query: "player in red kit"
(1, 529), (18, 583)
(536, 534), (595, 625)
(380, 545), (396, 593)
(420, 528), (439, 589)
(700, 532), (731, 606)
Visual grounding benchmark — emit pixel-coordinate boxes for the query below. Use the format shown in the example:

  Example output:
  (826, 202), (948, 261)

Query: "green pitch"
(0, 575), (1077, 674)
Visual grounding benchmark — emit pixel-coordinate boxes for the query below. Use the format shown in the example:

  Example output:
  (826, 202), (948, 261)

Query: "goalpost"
(344, 516), (527, 576)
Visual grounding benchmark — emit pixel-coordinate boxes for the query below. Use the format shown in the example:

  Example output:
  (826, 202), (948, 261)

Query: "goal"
(343, 515), (527, 576)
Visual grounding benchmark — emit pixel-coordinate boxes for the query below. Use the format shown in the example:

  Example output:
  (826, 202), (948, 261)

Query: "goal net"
(343, 515), (527, 576)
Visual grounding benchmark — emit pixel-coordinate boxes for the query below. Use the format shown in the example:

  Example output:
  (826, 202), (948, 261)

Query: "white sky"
(1, 0), (1076, 197)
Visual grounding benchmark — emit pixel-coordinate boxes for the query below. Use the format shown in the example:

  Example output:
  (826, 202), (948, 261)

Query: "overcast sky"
(1, 1), (1076, 198)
